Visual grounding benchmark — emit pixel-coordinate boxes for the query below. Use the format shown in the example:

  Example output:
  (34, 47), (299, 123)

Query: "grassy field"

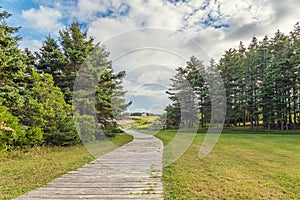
(153, 129), (300, 199)
(122, 116), (160, 129)
(0, 133), (133, 200)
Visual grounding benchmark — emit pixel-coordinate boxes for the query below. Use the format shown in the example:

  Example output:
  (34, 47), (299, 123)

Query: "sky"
(1, 0), (300, 114)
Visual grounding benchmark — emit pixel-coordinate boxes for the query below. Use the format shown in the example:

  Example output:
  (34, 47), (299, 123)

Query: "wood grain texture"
(15, 130), (163, 200)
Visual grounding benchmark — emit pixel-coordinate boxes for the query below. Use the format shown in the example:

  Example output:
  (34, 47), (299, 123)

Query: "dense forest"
(166, 22), (300, 131)
(0, 8), (130, 150)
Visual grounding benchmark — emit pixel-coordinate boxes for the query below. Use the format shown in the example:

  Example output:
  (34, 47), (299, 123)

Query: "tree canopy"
(166, 22), (300, 131)
(0, 8), (130, 149)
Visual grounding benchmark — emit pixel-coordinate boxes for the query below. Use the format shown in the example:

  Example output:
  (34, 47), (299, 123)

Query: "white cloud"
(121, 66), (173, 108)
(88, 17), (137, 42)
(22, 6), (64, 33)
(17, 0), (300, 112)
(24, 0), (298, 112)
(18, 0), (300, 58)
(72, 0), (131, 22)
(18, 39), (43, 52)
(73, 0), (109, 21)
(88, 0), (299, 59)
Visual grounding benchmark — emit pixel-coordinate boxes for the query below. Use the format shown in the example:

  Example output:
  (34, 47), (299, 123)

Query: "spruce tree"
(59, 22), (94, 103)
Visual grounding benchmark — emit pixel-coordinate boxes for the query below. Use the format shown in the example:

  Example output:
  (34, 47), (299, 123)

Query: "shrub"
(43, 113), (80, 146)
(103, 121), (123, 137)
(26, 127), (44, 146)
(0, 102), (43, 149)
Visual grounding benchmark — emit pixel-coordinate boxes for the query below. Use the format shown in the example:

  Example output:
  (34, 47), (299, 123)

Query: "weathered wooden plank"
(48, 182), (162, 186)
(15, 130), (164, 200)
(20, 188), (163, 195)
(16, 194), (163, 199)
(45, 184), (163, 188)
(48, 177), (162, 183)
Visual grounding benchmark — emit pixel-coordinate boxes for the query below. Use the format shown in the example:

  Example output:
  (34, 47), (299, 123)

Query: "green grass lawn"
(0, 133), (133, 200)
(154, 130), (300, 199)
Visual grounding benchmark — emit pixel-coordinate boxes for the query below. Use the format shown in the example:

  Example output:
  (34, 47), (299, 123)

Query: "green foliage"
(21, 71), (80, 146)
(167, 22), (300, 130)
(56, 22), (94, 103)
(73, 45), (129, 137)
(44, 113), (79, 146)
(0, 100), (42, 149)
(0, 102), (23, 149)
(36, 36), (67, 84)
(165, 105), (180, 128)
(0, 10), (26, 87)
(216, 24), (300, 130)
(0, 8), (29, 120)
(166, 56), (208, 128)
(0, 8), (130, 149)
(39, 25), (130, 138)
(26, 127), (43, 146)
(102, 121), (123, 137)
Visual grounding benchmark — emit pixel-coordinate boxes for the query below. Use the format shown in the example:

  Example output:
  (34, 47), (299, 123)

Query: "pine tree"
(0, 8), (43, 148)
(58, 22), (94, 103)
(289, 23), (300, 127)
(73, 45), (130, 137)
(37, 36), (67, 84)
(166, 56), (205, 128)
(0, 8), (31, 120)
(0, 9), (26, 86)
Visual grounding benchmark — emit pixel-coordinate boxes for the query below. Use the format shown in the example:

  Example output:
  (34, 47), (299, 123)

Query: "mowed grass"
(155, 130), (300, 199)
(0, 133), (133, 200)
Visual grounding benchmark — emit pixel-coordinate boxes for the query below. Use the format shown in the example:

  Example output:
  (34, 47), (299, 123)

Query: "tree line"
(0, 8), (130, 150)
(166, 22), (300, 131)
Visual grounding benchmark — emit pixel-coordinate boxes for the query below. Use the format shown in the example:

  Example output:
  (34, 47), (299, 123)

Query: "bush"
(44, 113), (80, 146)
(0, 102), (43, 149)
(26, 127), (44, 146)
(103, 121), (123, 137)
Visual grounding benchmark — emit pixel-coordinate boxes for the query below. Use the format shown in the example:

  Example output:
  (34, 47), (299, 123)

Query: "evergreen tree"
(59, 22), (94, 103)
(37, 36), (66, 84)
(165, 104), (181, 128)
(166, 56), (206, 128)
(37, 23), (130, 137)
(166, 22), (300, 131)
(289, 23), (300, 127)
(216, 23), (300, 130)
(73, 45), (130, 138)
(24, 71), (79, 145)
(0, 9), (28, 113)
(0, 9), (43, 148)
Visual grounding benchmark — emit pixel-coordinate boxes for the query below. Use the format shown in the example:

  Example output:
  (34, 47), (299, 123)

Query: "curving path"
(15, 130), (163, 200)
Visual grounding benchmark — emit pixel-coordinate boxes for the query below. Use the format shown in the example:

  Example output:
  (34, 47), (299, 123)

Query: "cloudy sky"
(2, 0), (300, 114)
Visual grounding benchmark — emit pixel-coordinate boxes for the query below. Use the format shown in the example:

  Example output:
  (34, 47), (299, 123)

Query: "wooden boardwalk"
(15, 130), (163, 199)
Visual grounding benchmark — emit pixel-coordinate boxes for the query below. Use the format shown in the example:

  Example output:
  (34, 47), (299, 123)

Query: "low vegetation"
(0, 133), (133, 200)
(153, 130), (300, 199)
(122, 116), (160, 129)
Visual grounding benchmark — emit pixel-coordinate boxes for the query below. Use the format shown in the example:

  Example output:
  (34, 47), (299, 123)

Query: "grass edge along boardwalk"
(14, 130), (163, 200)
(0, 133), (132, 200)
